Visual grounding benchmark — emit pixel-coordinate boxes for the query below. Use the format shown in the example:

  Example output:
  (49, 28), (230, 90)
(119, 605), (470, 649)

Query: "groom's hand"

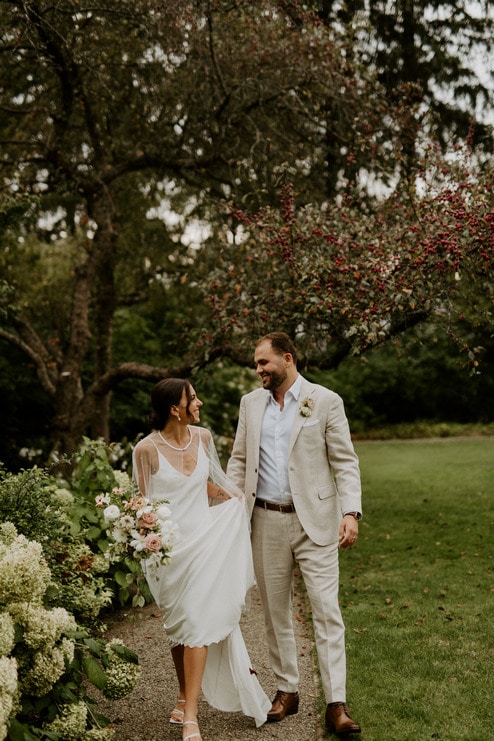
(339, 515), (358, 549)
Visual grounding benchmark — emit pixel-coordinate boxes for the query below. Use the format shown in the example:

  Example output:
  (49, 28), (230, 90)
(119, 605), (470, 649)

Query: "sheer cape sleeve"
(132, 436), (158, 497)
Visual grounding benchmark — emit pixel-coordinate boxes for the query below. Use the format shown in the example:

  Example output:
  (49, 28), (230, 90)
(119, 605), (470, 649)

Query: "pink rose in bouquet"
(138, 512), (157, 529)
(145, 534), (163, 553)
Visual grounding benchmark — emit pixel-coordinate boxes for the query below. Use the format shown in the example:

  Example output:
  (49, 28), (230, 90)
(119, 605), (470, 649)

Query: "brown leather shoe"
(325, 702), (361, 735)
(266, 690), (299, 722)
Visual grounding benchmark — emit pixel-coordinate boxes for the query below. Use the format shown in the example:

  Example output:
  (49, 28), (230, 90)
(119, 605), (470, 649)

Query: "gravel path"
(94, 575), (322, 741)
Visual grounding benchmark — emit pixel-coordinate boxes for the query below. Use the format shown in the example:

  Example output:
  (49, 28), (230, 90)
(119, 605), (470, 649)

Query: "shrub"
(0, 465), (114, 626)
(69, 438), (154, 608)
(0, 524), (140, 741)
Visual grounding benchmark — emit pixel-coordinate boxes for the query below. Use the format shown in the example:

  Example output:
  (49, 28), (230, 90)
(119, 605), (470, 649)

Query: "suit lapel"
(249, 389), (270, 450)
(288, 378), (317, 455)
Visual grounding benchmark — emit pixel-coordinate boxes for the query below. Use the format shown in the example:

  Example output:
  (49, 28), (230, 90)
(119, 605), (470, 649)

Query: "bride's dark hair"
(149, 378), (193, 429)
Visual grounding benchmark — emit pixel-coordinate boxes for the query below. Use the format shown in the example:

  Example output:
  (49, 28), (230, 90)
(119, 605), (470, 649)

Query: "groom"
(227, 332), (362, 735)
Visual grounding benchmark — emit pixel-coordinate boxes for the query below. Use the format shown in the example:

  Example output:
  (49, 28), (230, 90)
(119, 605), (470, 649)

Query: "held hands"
(339, 514), (359, 549)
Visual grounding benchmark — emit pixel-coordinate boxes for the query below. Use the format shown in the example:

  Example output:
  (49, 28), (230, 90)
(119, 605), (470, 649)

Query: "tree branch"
(85, 347), (226, 398)
(0, 327), (57, 396)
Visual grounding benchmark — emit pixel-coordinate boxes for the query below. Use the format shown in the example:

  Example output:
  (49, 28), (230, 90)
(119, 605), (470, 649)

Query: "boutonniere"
(299, 397), (314, 417)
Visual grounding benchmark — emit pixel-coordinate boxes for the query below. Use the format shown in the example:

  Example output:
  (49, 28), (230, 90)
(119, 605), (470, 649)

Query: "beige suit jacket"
(227, 377), (362, 546)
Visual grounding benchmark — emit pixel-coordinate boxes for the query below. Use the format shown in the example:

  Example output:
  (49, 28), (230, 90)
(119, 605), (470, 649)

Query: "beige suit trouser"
(251, 506), (347, 703)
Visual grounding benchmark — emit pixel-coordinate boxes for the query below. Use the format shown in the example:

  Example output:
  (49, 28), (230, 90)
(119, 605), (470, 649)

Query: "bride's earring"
(177, 414), (182, 422)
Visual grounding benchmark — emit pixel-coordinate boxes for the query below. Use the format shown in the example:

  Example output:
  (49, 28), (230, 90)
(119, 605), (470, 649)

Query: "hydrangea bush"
(0, 524), (141, 741)
(0, 437), (151, 741)
(0, 464), (113, 625)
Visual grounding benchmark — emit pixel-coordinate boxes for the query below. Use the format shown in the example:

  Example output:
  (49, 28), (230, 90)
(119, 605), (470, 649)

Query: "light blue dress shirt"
(256, 374), (303, 504)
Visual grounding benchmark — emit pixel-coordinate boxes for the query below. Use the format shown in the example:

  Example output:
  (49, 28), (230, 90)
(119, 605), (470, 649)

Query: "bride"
(132, 378), (270, 741)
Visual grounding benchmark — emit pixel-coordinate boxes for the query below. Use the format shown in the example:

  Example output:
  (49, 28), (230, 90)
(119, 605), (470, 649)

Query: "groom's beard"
(262, 368), (287, 391)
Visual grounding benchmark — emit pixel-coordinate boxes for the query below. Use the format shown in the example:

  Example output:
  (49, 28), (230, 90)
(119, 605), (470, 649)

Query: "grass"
(321, 438), (494, 741)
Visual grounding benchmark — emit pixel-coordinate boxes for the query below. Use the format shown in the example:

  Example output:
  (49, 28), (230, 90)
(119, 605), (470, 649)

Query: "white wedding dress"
(133, 427), (270, 727)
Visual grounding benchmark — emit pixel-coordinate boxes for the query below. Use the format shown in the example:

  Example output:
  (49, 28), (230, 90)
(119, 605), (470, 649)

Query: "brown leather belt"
(255, 499), (296, 513)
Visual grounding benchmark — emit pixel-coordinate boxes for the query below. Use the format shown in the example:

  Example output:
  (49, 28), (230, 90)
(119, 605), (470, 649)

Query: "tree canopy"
(200, 140), (494, 368)
(0, 0), (493, 462)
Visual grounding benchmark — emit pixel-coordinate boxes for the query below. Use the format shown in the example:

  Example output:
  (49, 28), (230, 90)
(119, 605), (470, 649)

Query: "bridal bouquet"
(96, 478), (179, 568)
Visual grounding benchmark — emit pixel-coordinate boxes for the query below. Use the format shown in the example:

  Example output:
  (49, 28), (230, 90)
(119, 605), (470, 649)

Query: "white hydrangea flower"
(44, 700), (88, 740)
(84, 727), (115, 740)
(103, 661), (141, 700)
(113, 470), (131, 488)
(8, 603), (77, 650)
(0, 612), (15, 656)
(0, 535), (51, 604)
(22, 639), (73, 696)
(51, 487), (74, 508)
(102, 642), (141, 701)
(0, 522), (18, 547)
(0, 655), (18, 740)
(91, 554), (109, 573)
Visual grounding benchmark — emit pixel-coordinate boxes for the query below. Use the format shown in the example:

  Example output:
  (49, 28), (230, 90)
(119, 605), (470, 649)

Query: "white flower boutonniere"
(299, 397), (314, 417)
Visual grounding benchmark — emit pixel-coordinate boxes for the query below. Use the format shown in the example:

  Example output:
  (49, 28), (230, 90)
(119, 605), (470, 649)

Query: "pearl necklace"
(158, 427), (193, 452)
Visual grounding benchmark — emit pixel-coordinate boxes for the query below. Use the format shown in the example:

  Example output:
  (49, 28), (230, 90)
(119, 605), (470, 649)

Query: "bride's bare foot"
(183, 719), (202, 740)
(169, 697), (185, 725)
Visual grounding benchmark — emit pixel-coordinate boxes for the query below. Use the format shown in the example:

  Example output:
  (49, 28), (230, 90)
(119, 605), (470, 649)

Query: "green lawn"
(328, 439), (494, 741)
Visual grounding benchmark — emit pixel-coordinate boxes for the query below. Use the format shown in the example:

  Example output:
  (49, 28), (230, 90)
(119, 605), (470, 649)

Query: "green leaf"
(82, 654), (107, 690)
(85, 524), (103, 539)
(6, 719), (55, 741)
(82, 637), (104, 655)
(118, 587), (130, 605)
(90, 711), (112, 727)
(114, 570), (130, 587)
(108, 642), (139, 665)
(132, 593), (145, 608)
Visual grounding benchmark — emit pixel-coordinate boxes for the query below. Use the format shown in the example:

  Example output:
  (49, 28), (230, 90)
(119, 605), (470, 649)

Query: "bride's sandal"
(183, 720), (202, 740)
(169, 698), (185, 725)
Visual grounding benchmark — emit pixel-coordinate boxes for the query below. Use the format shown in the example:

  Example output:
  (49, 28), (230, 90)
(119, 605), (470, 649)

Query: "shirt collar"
(268, 373), (302, 404)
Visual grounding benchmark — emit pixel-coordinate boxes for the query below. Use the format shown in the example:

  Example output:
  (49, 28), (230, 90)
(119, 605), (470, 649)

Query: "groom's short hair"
(257, 332), (298, 366)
